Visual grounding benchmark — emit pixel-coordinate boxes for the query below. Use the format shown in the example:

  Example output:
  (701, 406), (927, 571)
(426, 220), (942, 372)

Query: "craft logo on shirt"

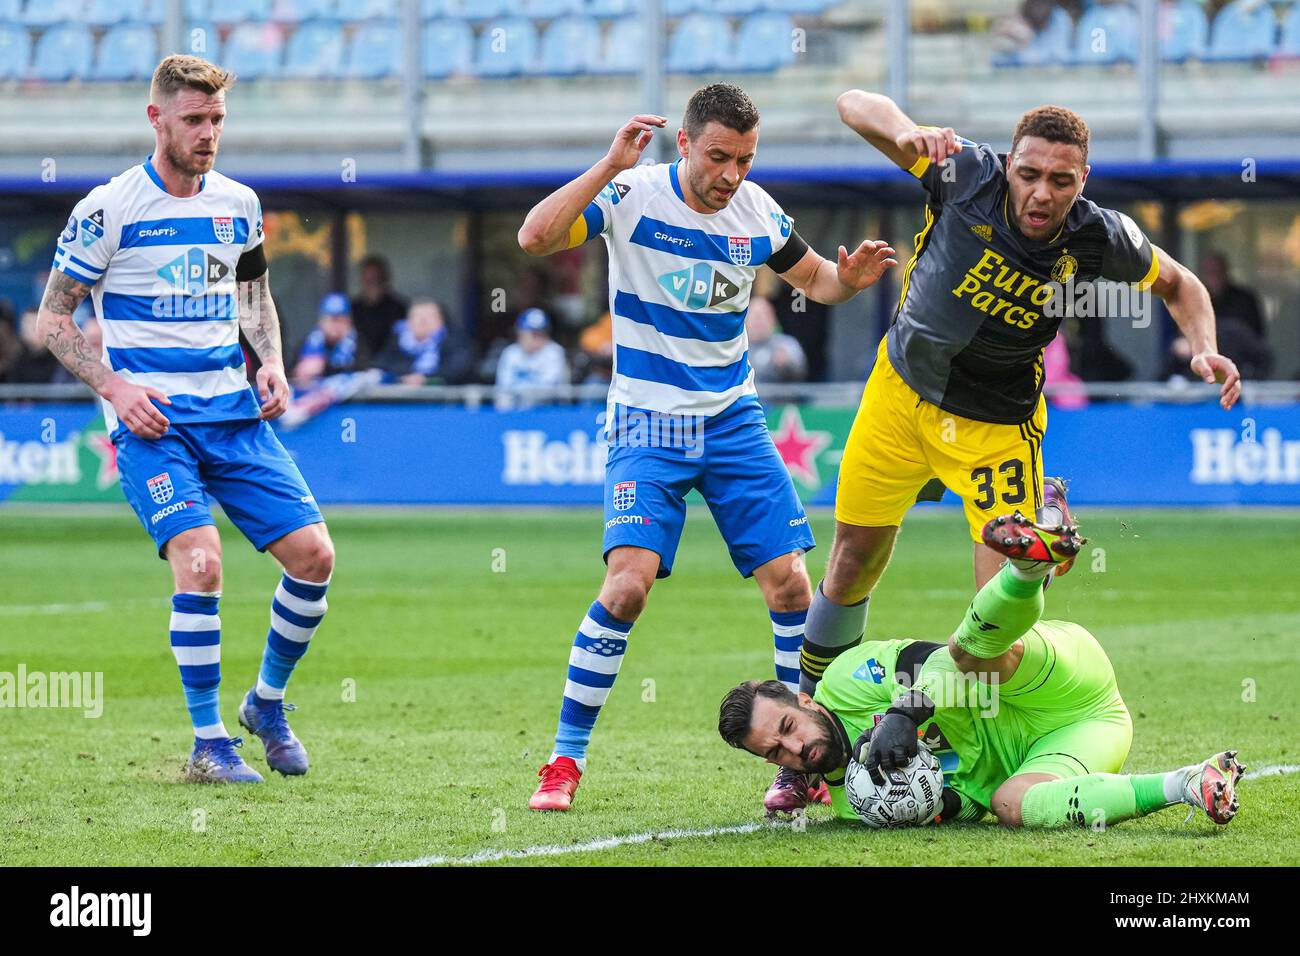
(147, 472), (174, 505)
(612, 480), (636, 511)
(81, 209), (105, 247)
(156, 247), (230, 295)
(727, 235), (752, 266)
(657, 263), (741, 310)
(212, 216), (235, 244)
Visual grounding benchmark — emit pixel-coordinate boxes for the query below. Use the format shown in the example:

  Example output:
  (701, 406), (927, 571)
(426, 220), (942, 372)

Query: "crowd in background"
(0, 250), (1281, 400)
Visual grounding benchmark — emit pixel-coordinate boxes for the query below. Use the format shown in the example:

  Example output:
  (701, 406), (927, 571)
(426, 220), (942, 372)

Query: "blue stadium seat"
(182, 20), (219, 58)
(336, 0), (397, 19)
(283, 19), (345, 76)
(1160, 0), (1206, 62)
(0, 22), (31, 80)
(995, 6), (1072, 67)
(85, 0), (146, 26)
(517, 0), (577, 18)
(762, 0), (829, 12)
(0, 0), (20, 22)
(211, 0), (270, 25)
(534, 14), (598, 75)
(663, 0), (701, 15)
(92, 22), (158, 80)
(344, 19), (399, 77)
(221, 21), (285, 78)
(711, 0), (764, 14)
(667, 13), (730, 72)
(474, 16), (536, 76)
(1206, 0), (1277, 61)
(1281, 4), (1300, 57)
(270, 0), (339, 21)
(1072, 2), (1138, 64)
(582, 0), (631, 18)
(21, 0), (86, 28)
(732, 12), (795, 72)
(442, 0), (519, 19)
(32, 24), (95, 81)
(423, 17), (473, 76)
(593, 15), (640, 74)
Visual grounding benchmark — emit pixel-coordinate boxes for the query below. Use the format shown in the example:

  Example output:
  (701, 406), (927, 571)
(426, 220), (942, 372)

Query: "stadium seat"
(31, 24), (95, 81)
(344, 19), (399, 77)
(533, 14), (598, 75)
(183, 20), (220, 58)
(474, 16), (536, 76)
(0, 0), (20, 22)
(1160, 0), (1207, 62)
(582, 0), (631, 18)
(1206, 0), (1278, 61)
(221, 21), (285, 78)
(710, 0), (764, 14)
(1072, 2), (1138, 64)
(517, 0), (578, 18)
(732, 12), (795, 72)
(336, 0), (397, 20)
(441, 0), (518, 19)
(663, 0), (702, 15)
(667, 13), (730, 73)
(762, 0), (829, 12)
(85, 0), (146, 26)
(210, 0), (270, 26)
(283, 19), (345, 76)
(0, 23), (32, 80)
(20, 0), (86, 28)
(270, 0), (339, 22)
(92, 22), (158, 80)
(422, 17), (473, 76)
(995, 6), (1072, 67)
(1281, 4), (1300, 57)
(593, 15), (641, 74)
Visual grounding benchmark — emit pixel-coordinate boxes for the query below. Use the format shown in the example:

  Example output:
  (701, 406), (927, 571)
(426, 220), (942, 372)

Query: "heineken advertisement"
(1, 401), (1297, 506)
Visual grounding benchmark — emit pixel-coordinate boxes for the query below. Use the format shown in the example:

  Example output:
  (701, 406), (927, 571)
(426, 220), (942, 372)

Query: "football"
(844, 742), (945, 828)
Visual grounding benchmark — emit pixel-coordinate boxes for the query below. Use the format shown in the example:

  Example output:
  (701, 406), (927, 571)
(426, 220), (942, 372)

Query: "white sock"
(1006, 559), (1054, 581)
(1164, 763), (1197, 803)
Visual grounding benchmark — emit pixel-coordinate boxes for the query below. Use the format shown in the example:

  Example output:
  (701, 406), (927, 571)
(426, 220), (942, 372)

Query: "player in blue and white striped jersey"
(519, 84), (898, 814)
(36, 55), (335, 784)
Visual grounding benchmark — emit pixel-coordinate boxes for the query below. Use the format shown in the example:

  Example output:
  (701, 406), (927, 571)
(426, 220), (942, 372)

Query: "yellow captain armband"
(565, 216), (588, 249)
(907, 154), (931, 178)
(1135, 253), (1160, 292)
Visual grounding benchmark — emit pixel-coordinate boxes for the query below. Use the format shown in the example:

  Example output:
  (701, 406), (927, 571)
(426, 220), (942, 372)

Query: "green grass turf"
(0, 506), (1297, 867)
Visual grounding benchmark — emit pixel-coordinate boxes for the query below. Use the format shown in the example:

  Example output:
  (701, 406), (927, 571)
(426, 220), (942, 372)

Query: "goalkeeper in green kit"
(718, 484), (1245, 828)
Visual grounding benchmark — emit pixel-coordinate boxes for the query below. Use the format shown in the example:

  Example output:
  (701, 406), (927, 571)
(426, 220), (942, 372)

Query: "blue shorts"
(113, 419), (323, 559)
(602, 396), (815, 579)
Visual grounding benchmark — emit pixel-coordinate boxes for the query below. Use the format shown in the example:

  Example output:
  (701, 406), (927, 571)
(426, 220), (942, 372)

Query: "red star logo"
(770, 406), (831, 487)
(87, 430), (119, 489)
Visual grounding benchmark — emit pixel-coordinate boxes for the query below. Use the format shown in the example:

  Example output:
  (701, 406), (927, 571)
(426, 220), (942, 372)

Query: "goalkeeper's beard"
(801, 705), (846, 774)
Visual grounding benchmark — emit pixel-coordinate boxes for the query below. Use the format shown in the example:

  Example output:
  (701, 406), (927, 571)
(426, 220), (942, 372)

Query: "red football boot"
(529, 756), (582, 811)
(982, 511), (1085, 567)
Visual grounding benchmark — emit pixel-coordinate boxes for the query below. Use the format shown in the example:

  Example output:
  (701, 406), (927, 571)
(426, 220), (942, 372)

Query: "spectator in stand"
(6, 308), (62, 383)
(1200, 251), (1266, 339)
(1043, 328), (1088, 409)
(0, 299), (21, 382)
(746, 295), (807, 384)
(374, 298), (472, 385)
(293, 293), (362, 389)
(1164, 253), (1273, 381)
(495, 308), (570, 401)
(352, 255), (409, 356)
(577, 311), (613, 385)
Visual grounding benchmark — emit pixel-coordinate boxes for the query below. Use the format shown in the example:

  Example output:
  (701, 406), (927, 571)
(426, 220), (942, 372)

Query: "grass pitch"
(1, 506), (1297, 867)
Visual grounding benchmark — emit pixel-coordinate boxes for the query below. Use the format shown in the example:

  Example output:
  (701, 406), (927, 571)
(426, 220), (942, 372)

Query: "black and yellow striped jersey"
(887, 140), (1159, 424)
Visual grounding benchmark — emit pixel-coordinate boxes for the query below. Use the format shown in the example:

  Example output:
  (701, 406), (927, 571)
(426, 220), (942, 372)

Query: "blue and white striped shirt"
(52, 158), (264, 430)
(574, 160), (798, 421)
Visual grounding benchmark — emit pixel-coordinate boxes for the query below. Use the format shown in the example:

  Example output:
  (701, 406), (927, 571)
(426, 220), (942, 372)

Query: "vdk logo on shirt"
(156, 247), (230, 295)
(853, 658), (886, 683)
(657, 263), (740, 310)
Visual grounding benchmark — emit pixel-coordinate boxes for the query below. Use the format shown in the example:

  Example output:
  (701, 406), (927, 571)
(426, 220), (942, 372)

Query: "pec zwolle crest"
(612, 480), (636, 511)
(727, 236), (751, 266)
(212, 216), (235, 244)
(147, 472), (174, 505)
(1051, 251), (1078, 284)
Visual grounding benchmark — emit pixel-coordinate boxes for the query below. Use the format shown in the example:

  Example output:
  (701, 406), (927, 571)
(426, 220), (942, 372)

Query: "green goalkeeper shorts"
(995, 619), (1133, 780)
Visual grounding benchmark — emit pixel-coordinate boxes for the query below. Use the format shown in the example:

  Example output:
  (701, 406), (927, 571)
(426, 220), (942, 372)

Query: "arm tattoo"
(39, 270), (110, 391)
(237, 271), (283, 366)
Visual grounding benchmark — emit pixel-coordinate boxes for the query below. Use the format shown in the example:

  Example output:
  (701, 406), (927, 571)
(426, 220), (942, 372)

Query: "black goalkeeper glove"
(856, 690), (936, 785)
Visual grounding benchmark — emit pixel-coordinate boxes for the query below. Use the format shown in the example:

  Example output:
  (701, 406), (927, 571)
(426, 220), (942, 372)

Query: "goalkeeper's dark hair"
(718, 679), (797, 750)
(1012, 105), (1090, 165)
(683, 84), (760, 141)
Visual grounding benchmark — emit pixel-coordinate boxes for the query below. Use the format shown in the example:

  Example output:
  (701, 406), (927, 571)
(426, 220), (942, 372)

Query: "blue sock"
(550, 600), (633, 771)
(170, 592), (225, 740)
(771, 608), (806, 694)
(255, 573), (329, 705)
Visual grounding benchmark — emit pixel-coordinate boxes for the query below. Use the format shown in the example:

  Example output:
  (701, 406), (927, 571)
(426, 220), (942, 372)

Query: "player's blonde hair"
(150, 55), (234, 103)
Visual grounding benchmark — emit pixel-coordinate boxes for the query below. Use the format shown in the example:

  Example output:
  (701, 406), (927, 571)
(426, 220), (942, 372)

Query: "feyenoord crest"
(612, 480), (636, 511)
(727, 235), (752, 266)
(1051, 251), (1078, 283)
(212, 216), (235, 244)
(147, 472), (174, 505)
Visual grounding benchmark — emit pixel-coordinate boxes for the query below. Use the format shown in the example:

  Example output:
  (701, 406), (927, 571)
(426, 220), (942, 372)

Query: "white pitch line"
(1243, 763), (1300, 781)
(369, 819), (821, 867)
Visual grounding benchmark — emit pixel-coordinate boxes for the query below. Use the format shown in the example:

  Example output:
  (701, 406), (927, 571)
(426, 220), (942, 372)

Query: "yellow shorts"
(835, 340), (1046, 542)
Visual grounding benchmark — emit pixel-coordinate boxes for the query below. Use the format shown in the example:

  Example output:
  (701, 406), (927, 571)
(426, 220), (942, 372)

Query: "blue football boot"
(238, 691), (309, 776)
(185, 736), (264, 784)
